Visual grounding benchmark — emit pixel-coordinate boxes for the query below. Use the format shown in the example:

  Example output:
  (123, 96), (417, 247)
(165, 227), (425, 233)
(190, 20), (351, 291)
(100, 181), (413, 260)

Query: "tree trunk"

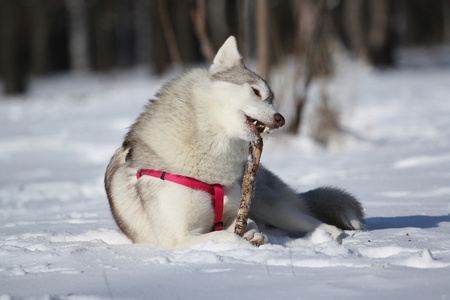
(66, 0), (90, 72)
(255, 0), (269, 81)
(367, 0), (393, 66)
(114, 0), (133, 68)
(133, 0), (152, 66)
(157, 0), (183, 69)
(92, 0), (115, 72)
(205, 0), (229, 51)
(444, 0), (450, 43)
(342, 0), (367, 61)
(190, 0), (215, 63)
(0, 0), (28, 94)
(149, 0), (169, 74)
(238, 0), (250, 59)
(288, 0), (329, 134)
(29, 0), (50, 75)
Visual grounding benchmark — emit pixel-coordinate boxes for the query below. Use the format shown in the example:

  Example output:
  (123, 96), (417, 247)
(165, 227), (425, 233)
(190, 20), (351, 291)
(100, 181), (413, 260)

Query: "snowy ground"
(1, 49), (450, 299)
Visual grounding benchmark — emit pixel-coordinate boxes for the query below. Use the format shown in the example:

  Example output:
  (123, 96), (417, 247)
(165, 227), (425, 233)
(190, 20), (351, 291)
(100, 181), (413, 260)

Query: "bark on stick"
(235, 137), (263, 236)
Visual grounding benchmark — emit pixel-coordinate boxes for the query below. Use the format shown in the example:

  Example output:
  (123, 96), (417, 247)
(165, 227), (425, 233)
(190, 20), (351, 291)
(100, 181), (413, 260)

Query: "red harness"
(136, 169), (224, 231)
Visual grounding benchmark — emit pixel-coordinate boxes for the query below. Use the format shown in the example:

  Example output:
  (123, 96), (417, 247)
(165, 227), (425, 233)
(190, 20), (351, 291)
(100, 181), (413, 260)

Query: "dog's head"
(195, 36), (285, 142)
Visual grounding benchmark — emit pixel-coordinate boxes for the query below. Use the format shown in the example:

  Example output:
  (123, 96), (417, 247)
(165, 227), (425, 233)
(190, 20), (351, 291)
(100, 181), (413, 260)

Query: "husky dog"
(105, 36), (364, 249)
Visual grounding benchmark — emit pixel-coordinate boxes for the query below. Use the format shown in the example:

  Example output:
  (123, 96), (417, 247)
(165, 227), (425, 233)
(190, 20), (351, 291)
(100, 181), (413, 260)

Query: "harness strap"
(136, 169), (224, 231)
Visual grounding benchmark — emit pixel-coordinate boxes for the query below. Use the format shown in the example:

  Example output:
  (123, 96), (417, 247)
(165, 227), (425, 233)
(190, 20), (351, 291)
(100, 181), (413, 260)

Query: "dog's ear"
(210, 36), (243, 74)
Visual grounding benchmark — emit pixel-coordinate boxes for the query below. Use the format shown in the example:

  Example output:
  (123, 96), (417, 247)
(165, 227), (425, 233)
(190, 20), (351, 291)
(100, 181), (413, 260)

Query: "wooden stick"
(235, 137), (263, 236)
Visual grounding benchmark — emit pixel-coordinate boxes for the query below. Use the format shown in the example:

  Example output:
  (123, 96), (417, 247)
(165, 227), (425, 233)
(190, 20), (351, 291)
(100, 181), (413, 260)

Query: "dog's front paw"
(243, 229), (268, 247)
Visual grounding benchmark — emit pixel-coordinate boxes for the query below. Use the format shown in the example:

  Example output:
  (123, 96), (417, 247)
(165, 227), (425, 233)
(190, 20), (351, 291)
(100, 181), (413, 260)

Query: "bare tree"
(342, 0), (367, 61)
(288, 0), (332, 134)
(91, 0), (115, 72)
(114, 0), (133, 68)
(149, 0), (169, 74)
(255, 0), (270, 81)
(367, 0), (392, 65)
(66, 0), (90, 72)
(29, 0), (50, 75)
(445, 0), (450, 42)
(190, 0), (215, 63)
(206, 0), (232, 51)
(0, 0), (28, 94)
(340, 0), (393, 65)
(133, 0), (151, 66)
(158, 0), (183, 69)
(238, 0), (250, 59)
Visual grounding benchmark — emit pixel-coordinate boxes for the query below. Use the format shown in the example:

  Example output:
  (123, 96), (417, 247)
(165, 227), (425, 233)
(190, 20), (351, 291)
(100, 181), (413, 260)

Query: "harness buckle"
(212, 222), (224, 231)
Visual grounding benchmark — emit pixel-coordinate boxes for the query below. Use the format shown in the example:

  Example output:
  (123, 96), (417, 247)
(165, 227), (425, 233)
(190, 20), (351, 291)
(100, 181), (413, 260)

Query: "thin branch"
(289, 240), (296, 276)
(190, 0), (215, 63)
(256, 0), (270, 81)
(158, 0), (183, 70)
(103, 268), (114, 300)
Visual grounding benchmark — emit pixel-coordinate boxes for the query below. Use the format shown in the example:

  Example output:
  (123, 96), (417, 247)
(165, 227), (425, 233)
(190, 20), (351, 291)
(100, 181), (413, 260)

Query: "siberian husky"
(105, 36), (365, 249)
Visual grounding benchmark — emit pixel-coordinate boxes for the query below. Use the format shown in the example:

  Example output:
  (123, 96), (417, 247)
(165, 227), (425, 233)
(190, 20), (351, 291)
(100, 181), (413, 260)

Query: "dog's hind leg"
(251, 198), (346, 244)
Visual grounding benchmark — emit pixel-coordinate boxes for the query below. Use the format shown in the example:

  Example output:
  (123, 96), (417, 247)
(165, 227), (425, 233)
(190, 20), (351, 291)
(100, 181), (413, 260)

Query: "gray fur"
(212, 67), (274, 105)
(249, 166), (365, 243)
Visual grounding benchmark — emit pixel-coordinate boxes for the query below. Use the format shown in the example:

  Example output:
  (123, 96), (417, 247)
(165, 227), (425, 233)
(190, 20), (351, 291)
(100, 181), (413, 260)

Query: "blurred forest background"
(1, 0), (449, 140)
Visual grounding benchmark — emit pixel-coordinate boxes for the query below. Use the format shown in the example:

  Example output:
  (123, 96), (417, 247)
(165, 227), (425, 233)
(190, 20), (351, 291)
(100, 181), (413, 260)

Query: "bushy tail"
(299, 187), (365, 230)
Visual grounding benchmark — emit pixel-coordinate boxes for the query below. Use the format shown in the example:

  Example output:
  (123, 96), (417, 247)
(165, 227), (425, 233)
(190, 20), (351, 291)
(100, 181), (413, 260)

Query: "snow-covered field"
(1, 49), (450, 299)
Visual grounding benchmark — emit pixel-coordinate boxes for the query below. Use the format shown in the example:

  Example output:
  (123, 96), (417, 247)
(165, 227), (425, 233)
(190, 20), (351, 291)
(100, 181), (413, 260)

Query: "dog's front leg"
(224, 219), (268, 246)
(242, 219), (269, 246)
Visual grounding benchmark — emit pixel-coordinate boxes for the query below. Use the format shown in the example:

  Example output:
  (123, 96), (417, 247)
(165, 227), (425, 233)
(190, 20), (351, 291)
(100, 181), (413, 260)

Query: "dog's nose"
(273, 113), (285, 128)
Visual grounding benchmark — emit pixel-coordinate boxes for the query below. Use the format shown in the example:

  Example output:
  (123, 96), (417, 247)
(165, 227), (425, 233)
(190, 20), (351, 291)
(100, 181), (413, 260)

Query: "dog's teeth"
(253, 120), (258, 125)
(263, 127), (270, 133)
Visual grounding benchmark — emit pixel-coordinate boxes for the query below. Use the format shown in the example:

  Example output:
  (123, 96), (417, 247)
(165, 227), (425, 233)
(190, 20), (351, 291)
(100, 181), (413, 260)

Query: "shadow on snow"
(366, 214), (450, 230)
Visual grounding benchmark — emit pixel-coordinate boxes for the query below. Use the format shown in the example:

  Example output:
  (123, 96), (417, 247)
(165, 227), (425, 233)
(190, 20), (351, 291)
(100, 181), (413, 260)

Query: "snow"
(1, 49), (450, 299)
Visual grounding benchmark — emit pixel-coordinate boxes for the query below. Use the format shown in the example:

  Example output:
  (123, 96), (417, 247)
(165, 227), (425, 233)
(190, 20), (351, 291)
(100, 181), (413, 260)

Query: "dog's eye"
(252, 87), (261, 98)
